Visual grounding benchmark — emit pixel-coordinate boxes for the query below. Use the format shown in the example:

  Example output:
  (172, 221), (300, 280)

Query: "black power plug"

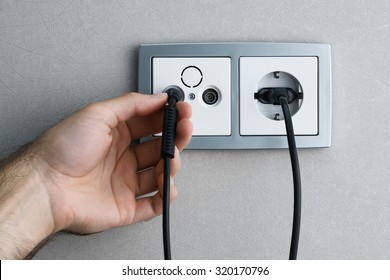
(254, 86), (302, 260)
(254, 87), (302, 105)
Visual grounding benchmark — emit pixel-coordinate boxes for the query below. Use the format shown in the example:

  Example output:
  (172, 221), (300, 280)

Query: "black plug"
(160, 85), (185, 260)
(161, 86), (184, 159)
(165, 85), (185, 103)
(254, 87), (302, 105)
(255, 86), (302, 260)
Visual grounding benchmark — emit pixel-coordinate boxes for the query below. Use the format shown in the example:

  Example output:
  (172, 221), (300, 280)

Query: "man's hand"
(0, 92), (192, 259)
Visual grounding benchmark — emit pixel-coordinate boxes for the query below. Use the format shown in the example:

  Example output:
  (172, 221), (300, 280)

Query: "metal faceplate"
(138, 43), (331, 149)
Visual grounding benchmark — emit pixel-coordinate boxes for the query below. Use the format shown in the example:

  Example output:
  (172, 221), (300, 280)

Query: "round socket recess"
(256, 71), (303, 121)
(181, 66), (203, 88)
(152, 57), (231, 136)
(200, 86), (221, 107)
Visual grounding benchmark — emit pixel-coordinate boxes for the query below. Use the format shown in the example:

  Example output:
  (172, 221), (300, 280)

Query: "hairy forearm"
(0, 144), (55, 259)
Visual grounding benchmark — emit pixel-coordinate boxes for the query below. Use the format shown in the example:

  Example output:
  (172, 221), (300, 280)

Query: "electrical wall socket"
(138, 43), (332, 149)
(152, 58), (231, 136)
(240, 57), (318, 135)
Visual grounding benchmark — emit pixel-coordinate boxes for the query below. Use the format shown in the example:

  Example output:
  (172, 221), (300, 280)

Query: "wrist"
(0, 145), (56, 259)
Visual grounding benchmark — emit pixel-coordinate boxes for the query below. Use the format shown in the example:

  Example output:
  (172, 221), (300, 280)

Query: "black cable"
(279, 96), (302, 260)
(161, 98), (176, 261)
(160, 87), (184, 260)
(163, 157), (171, 260)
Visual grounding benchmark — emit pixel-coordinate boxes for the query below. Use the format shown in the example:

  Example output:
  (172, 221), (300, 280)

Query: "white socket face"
(153, 57), (231, 136)
(240, 57), (318, 135)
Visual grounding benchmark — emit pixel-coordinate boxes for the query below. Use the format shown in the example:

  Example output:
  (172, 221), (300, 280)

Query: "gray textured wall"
(1, 0), (389, 259)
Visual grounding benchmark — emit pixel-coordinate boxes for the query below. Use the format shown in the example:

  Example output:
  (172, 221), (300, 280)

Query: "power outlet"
(152, 58), (231, 136)
(138, 43), (331, 149)
(240, 57), (318, 135)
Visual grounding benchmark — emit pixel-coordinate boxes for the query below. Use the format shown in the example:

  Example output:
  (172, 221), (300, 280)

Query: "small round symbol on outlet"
(188, 93), (196, 100)
(181, 66), (203, 88)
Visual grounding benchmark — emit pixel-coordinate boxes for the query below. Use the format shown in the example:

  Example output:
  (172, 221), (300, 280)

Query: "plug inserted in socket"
(240, 57), (318, 135)
(153, 58), (231, 136)
(139, 43), (331, 148)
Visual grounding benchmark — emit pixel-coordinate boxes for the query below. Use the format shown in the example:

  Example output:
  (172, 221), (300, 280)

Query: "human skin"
(0, 92), (192, 259)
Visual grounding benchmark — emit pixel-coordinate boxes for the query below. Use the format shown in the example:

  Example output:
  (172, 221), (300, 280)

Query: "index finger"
(97, 92), (168, 129)
(127, 100), (192, 140)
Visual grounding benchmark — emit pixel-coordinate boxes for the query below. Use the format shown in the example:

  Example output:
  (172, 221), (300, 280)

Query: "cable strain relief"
(161, 102), (177, 159)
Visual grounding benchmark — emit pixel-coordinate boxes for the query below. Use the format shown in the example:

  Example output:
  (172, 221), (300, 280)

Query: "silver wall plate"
(138, 43), (331, 149)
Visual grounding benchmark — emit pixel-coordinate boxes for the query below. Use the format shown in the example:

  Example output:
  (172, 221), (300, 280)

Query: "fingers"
(133, 138), (161, 171)
(108, 94), (191, 225)
(83, 92), (192, 140)
(132, 105), (192, 170)
(153, 147), (182, 182)
(132, 174), (177, 224)
(135, 147), (181, 197)
(94, 92), (168, 129)
(133, 119), (191, 171)
(136, 168), (157, 197)
(126, 108), (164, 140)
(176, 118), (192, 151)
(127, 100), (192, 140)
(176, 101), (192, 120)
(126, 147), (184, 224)
(174, 102), (192, 151)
